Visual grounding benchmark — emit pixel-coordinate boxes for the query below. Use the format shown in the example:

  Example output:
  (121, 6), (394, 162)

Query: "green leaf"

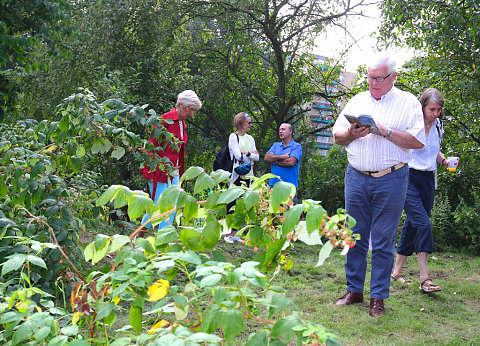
(92, 238), (111, 264)
(76, 146), (86, 158)
(242, 190), (260, 210)
(155, 226), (179, 246)
(267, 292), (291, 318)
(58, 114), (69, 132)
(306, 205), (326, 234)
(113, 188), (132, 209)
(202, 220), (220, 249)
(271, 181), (295, 213)
(282, 204), (304, 235)
(2, 254), (26, 276)
(96, 185), (122, 206)
(200, 274), (222, 288)
(95, 302), (115, 322)
(103, 311), (116, 326)
(109, 235), (131, 253)
(46, 335), (68, 346)
(34, 326), (51, 342)
(193, 172), (215, 194)
(26, 255), (47, 269)
(316, 241), (334, 266)
(129, 305), (142, 335)
(217, 188), (244, 205)
(179, 228), (204, 251)
(159, 185), (181, 213)
(180, 166), (204, 182)
(0, 180), (7, 198)
(271, 314), (303, 341)
(69, 340), (91, 346)
(249, 173), (278, 190)
(246, 330), (269, 346)
(263, 238), (286, 268)
(213, 287), (227, 304)
(135, 238), (156, 255)
(60, 324), (79, 336)
(210, 170), (231, 185)
(45, 205), (60, 217)
(219, 309), (244, 342)
(101, 139), (113, 153)
(12, 322), (32, 345)
(111, 147), (126, 160)
(91, 141), (103, 154)
(84, 243), (95, 262)
(212, 250), (226, 262)
(182, 194), (198, 223)
(95, 234), (110, 250)
(127, 193), (154, 220)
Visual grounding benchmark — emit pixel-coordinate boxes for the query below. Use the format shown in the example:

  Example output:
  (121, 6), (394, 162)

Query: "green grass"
(218, 241), (480, 345)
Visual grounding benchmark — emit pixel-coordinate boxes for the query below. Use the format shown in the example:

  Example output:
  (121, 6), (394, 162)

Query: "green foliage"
(299, 145), (348, 214)
(430, 195), (455, 252)
(0, 89), (355, 344)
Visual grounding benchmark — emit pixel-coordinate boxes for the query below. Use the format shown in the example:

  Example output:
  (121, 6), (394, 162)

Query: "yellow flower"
(148, 320), (170, 335)
(148, 279), (169, 301)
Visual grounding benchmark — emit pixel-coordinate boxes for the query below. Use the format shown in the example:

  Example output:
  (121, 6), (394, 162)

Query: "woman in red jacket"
(140, 90), (202, 229)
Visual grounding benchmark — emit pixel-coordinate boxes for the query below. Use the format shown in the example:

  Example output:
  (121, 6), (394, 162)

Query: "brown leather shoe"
(369, 298), (385, 317)
(335, 290), (364, 305)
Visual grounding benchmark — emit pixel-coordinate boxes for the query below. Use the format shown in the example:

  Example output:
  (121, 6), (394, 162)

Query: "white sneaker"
(224, 235), (234, 243)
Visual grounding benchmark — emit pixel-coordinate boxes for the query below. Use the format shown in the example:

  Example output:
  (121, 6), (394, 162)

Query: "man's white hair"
(368, 55), (397, 74)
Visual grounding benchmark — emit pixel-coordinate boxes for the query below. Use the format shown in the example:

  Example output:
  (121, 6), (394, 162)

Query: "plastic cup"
(447, 156), (459, 172)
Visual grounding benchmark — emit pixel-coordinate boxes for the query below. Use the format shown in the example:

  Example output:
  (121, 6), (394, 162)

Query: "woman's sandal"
(391, 274), (413, 285)
(419, 279), (441, 293)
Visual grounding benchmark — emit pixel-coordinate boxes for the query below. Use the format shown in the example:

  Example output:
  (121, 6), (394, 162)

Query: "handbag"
(234, 162), (251, 175)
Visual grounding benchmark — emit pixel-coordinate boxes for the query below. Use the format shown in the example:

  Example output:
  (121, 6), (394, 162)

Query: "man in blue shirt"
(264, 123), (302, 203)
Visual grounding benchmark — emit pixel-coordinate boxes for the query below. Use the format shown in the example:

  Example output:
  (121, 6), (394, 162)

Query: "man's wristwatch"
(384, 128), (392, 139)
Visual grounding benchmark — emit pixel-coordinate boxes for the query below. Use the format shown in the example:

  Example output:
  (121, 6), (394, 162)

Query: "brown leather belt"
(358, 163), (406, 178)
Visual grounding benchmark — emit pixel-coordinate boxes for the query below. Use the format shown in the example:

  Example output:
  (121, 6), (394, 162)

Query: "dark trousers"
(397, 169), (435, 255)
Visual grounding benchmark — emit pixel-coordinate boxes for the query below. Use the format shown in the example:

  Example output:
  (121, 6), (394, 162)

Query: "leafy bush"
(299, 145), (348, 214)
(0, 91), (356, 344)
(453, 195), (480, 254)
(430, 194), (455, 252)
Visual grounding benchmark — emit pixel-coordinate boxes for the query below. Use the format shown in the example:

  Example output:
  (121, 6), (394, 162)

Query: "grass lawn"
(218, 241), (480, 345)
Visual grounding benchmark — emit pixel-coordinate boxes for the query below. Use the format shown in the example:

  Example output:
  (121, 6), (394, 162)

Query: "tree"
(171, 0), (370, 153)
(0, 0), (71, 121)
(379, 0), (480, 236)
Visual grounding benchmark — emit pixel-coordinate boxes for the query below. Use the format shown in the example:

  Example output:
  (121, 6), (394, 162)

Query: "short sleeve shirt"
(267, 139), (302, 188)
(332, 86), (425, 171)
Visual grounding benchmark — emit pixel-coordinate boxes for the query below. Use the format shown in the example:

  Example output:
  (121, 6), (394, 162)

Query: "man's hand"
(348, 123), (370, 138)
(335, 123), (369, 146)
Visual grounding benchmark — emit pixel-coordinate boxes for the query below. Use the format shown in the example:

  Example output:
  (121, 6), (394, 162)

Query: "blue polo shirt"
(267, 139), (302, 188)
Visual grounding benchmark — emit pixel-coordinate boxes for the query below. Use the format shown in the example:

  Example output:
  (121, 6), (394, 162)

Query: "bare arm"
(436, 151), (448, 166)
(377, 123), (424, 149)
(275, 156), (298, 167)
(264, 152), (289, 163)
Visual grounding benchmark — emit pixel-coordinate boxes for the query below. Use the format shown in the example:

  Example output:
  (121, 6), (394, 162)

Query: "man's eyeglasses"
(367, 73), (392, 83)
(188, 106), (197, 111)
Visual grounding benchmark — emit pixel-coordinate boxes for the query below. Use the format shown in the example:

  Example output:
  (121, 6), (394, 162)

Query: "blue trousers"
(344, 164), (408, 299)
(397, 169), (435, 255)
(141, 176), (179, 229)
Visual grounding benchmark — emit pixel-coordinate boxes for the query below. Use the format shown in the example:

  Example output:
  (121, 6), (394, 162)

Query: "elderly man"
(332, 55), (425, 316)
(264, 123), (302, 203)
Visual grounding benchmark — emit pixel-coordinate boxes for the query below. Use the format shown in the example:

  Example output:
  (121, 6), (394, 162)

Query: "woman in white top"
(224, 112), (259, 243)
(228, 112), (259, 186)
(391, 88), (456, 293)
